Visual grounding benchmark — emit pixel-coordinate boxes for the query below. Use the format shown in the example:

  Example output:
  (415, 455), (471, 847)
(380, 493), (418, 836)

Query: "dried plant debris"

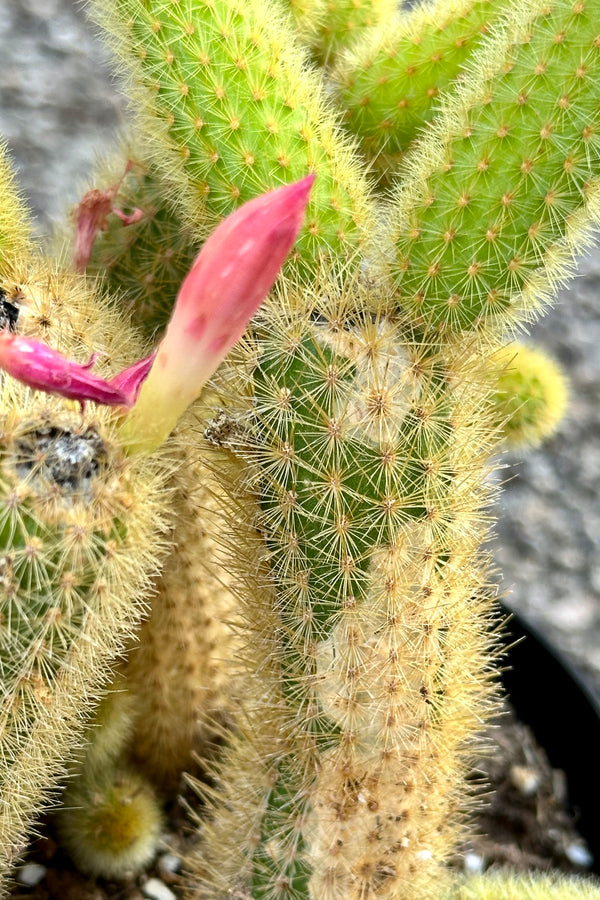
(455, 703), (594, 876)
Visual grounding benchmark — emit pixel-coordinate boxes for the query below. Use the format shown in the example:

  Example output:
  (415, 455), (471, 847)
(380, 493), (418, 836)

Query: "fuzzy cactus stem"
(121, 175), (314, 453)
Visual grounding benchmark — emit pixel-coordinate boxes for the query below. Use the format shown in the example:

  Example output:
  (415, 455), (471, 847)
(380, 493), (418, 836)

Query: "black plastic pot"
(499, 604), (600, 874)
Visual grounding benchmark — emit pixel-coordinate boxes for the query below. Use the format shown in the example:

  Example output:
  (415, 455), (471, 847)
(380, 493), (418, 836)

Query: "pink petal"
(121, 175), (314, 452)
(0, 332), (133, 408)
(110, 352), (156, 405)
(176, 174), (315, 353)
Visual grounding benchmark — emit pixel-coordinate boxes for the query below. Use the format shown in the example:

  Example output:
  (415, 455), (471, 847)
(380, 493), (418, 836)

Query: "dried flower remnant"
(0, 331), (151, 410)
(73, 161), (144, 272)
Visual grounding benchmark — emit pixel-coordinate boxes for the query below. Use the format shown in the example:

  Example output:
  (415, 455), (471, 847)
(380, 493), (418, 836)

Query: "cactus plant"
(0, 249), (173, 877)
(485, 341), (568, 448)
(446, 871), (600, 899)
(0, 0), (599, 896)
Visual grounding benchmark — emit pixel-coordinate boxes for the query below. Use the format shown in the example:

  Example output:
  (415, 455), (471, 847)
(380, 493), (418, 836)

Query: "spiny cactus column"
(123, 432), (239, 789)
(182, 266), (499, 900)
(57, 687), (164, 877)
(446, 872), (600, 899)
(0, 258), (171, 885)
(89, 0), (376, 271)
(0, 144), (31, 269)
(388, 0), (600, 333)
(331, 0), (508, 184)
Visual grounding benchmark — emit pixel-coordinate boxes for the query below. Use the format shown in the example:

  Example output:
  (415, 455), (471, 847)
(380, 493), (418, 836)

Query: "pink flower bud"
(122, 175), (314, 452)
(0, 177), (313, 448)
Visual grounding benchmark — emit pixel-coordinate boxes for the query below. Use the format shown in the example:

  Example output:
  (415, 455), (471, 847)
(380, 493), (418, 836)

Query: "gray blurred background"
(3, 0), (600, 687)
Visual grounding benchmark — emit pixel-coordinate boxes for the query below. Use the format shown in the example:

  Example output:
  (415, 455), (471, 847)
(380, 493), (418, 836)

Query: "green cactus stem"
(0, 259), (171, 886)
(123, 432), (239, 790)
(486, 341), (568, 448)
(303, 0), (399, 68)
(56, 682), (163, 878)
(388, 0), (600, 334)
(0, 145), (32, 271)
(185, 266), (501, 900)
(331, 0), (508, 185)
(446, 872), (600, 899)
(89, 0), (377, 272)
(58, 765), (163, 879)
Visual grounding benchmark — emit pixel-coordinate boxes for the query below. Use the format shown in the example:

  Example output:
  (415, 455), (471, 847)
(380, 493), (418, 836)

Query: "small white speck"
(158, 853), (182, 877)
(509, 764), (540, 797)
(463, 851), (485, 874)
(565, 842), (593, 868)
(142, 877), (177, 900)
(16, 863), (47, 887)
(220, 263), (234, 279)
(416, 849), (432, 861)
(238, 238), (257, 256)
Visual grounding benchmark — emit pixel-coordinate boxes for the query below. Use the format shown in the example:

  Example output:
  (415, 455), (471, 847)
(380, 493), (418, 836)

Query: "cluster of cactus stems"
(0, 0), (599, 899)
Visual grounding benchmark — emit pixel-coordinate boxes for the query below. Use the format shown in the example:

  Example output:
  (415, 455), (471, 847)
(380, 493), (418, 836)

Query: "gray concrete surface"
(2, 0), (600, 691)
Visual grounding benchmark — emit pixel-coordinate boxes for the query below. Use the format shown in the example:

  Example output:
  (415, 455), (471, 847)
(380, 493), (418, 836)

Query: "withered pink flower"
(122, 174), (314, 452)
(0, 176), (313, 450)
(73, 161), (143, 272)
(0, 333), (154, 411)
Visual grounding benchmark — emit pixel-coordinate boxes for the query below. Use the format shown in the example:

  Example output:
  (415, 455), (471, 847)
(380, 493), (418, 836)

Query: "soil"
(9, 702), (595, 900)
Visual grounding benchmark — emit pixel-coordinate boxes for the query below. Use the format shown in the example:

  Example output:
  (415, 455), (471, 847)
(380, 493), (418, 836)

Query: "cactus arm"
(0, 260), (172, 888)
(301, 0), (400, 68)
(446, 872), (600, 899)
(123, 435), (239, 789)
(486, 341), (568, 448)
(55, 684), (164, 878)
(86, 0), (378, 271)
(0, 144), (32, 273)
(331, 0), (509, 185)
(387, 0), (600, 334)
(184, 266), (500, 900)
